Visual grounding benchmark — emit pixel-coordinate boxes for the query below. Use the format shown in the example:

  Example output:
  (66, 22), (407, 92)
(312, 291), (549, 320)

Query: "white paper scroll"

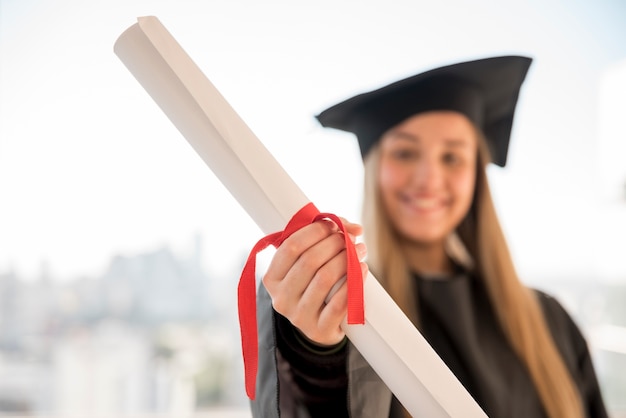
(114, 16), (487, 417)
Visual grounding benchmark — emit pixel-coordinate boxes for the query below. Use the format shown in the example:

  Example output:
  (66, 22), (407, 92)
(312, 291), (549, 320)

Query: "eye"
(390, 147), (418, 161)
(442, 152), (460, 165)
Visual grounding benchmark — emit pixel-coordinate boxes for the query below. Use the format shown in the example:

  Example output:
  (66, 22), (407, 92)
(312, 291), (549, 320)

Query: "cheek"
(454, 172), (476, 209)
(378, 163), (402, 194)
(378, 164), (406, 208)
(378, 165), (393, 190)
(378, 164), (405, 213)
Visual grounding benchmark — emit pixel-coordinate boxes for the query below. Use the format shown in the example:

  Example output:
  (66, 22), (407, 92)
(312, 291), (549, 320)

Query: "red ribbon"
(237, 202), (364, 400)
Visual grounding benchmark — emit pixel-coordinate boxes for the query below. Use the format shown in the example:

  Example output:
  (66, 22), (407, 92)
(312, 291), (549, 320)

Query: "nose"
(412, 157), (442, 191)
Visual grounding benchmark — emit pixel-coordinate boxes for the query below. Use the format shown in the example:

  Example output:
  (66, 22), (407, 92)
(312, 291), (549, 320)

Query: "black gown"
(274, 272), (609, 417)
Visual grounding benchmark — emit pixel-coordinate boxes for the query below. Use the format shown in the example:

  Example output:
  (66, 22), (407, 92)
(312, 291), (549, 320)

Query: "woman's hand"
(262, 218), (368, 346)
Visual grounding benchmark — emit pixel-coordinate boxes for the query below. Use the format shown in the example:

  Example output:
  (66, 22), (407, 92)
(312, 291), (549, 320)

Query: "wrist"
(293, 328), (348, 355)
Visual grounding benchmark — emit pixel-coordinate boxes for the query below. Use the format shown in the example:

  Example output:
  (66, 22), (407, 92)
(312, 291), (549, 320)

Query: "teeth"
(410, 198), (438, 209)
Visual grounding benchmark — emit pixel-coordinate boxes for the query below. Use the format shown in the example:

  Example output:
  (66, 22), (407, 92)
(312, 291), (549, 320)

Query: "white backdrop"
(1, 0), (625, 284)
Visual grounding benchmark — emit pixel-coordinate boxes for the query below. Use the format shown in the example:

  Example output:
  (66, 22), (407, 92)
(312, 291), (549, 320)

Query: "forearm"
(274, 311), (350, 416)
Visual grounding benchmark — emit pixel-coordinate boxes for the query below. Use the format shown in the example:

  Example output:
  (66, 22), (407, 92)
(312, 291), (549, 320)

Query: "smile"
(401, 194), (446, 212)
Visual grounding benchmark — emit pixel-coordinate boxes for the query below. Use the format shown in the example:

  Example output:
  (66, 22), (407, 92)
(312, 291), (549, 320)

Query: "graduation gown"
(251, 272), (608, 417)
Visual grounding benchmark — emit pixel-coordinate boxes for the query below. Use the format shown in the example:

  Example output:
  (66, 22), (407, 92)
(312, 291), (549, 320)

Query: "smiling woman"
(0, 0), (625, 416)
(259, 56), (608, 418)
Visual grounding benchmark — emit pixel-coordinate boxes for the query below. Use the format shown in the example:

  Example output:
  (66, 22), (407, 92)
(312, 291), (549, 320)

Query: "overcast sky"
(1, 0), (625, 284)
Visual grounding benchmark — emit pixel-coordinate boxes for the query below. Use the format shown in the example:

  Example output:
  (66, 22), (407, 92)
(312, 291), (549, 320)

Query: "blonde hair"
(361, 131), (584, 418)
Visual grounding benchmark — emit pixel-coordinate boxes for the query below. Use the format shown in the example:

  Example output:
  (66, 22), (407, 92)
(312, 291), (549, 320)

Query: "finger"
(319, 257), (369, 319)
(360, 261), (369, 278)
(288, 228), (346, 279)
(314, 260), (369, 345)
(265, 221), (345, 318)
(321, 276), (348, 321)
(292, 241), (366, 319)
(316, 261), (369, 341)
(317, 279), (348, 344)
(355, 242), (367, 261)
(263, 220), (337, 288)
(293, 258), (369, 346)
(278, 231), (346, 312)
(338, 217), (363, 239)
(292, 278), (347, 346)
(297, 245), (348, 320)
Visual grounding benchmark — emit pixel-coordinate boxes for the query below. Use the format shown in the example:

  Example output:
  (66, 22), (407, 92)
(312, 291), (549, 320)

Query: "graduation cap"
(316, 55), (532, 166)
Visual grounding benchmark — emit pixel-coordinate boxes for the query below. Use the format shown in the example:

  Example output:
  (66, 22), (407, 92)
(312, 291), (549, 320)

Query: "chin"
(399, 229), (447, 247)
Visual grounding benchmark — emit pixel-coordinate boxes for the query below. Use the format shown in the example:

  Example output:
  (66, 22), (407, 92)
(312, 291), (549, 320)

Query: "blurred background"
(1, 0), (625, 416)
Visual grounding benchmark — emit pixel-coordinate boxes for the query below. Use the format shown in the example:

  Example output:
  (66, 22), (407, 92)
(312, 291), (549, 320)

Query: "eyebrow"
(387, 131), (472, 147)
(386, 131), (418, 142)
(442, 138), (472, 148)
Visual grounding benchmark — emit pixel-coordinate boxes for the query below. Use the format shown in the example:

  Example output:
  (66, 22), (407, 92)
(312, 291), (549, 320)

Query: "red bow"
(237, 202), (364, 399)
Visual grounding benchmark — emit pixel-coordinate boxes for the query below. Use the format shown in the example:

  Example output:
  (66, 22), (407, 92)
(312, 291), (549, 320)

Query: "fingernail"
(360, 262), (369, 278)
(356, 243), (367, 260)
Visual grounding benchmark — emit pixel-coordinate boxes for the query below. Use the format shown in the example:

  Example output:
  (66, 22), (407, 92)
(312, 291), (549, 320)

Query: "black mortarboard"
(316, 55), (532, 166)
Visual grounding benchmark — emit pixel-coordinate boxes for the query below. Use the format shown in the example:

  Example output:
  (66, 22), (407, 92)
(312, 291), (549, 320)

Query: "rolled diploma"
(114, 16), (487, 418)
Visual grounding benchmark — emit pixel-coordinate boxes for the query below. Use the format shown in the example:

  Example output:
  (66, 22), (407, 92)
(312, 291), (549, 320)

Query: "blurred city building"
(1, 235), (626, 416)
(0, 236), (249, 417)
